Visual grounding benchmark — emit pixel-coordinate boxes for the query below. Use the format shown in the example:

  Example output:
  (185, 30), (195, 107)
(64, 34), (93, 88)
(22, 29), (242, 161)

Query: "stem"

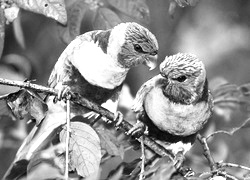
(0, 93), (9, 100)
(0, 78), (56, 94)
(139, 136), (145, 180)
(220, 162), (250, 172)
(197, 134), (215, 171)
(65, 96), (71, 179)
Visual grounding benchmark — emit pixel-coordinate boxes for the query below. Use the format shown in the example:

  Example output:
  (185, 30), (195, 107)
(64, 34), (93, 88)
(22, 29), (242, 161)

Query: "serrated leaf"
(0, 8), (5, 58)
(58, 0), (89, 44)
(13, 0), (67, 24)
(93, 7), (122, 30)
(107, 0), (150, 24)
(96, 127), (124, 159)
(60, 121), (101, 177)
(6, 89), (48, 124)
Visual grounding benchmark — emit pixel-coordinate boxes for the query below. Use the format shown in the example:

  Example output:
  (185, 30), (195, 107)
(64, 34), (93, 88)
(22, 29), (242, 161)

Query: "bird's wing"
(132, 75), (161, 113)
(48, 31), (96, 89)
(83, 85), (122, 119)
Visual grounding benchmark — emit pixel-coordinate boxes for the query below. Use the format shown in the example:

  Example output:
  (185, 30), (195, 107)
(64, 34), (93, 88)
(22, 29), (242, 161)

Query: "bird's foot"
(53, 83), (73, 103)
(178, 166), (195, 177)
(127, 121), (147, 137)
(113, 111), (124, 129)
(173, 149), (195, 176)
(174, 151), (185, 170)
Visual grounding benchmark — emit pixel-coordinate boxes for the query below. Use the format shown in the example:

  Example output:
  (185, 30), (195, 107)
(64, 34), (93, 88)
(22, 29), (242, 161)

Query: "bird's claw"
(114, 111), (124, 129)
(178, 166), (195, 177)
(174, 151), (185, 170)
(127, 121), (147, 137)
(54, 85), (72, 103)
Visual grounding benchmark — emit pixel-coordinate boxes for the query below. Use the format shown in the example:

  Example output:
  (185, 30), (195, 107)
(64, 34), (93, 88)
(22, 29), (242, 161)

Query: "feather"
(132, 75), (164, 113)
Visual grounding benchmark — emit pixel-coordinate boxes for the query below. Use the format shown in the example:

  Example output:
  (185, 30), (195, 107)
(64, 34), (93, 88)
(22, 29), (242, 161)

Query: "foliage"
(1, 0), (250, 180)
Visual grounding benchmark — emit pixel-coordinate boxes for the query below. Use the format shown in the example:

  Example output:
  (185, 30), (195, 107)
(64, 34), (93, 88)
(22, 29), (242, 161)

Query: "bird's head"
(159, 53), (207, 104)
(108, 22), (158, 70)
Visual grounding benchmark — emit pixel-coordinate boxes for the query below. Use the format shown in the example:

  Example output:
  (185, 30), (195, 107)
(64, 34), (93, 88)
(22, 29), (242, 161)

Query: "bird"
(3, 22), (158, 179)
(129, 53), (213, 169)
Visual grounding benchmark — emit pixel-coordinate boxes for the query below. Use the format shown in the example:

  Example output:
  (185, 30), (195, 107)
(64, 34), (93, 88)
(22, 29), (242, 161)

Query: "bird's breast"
(144, 86), (211, 136)
(71, 40), (128, 89)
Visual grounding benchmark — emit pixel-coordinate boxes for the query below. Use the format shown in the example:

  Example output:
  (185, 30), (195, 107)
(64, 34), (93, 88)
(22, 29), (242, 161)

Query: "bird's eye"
(134, 44), (144, 53)
(173, 75), (187, 82)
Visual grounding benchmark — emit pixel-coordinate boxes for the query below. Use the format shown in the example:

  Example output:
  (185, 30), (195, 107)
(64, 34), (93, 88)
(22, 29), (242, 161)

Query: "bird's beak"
(144, 55), (158, 70)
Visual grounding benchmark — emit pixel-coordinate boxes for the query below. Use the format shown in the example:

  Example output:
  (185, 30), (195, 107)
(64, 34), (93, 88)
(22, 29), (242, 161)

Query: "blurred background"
(0, 0), (250, 178)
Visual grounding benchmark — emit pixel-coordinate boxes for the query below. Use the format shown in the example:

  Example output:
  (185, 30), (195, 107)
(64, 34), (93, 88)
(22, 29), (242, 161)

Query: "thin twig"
(197, 134), (215, 171)
(206, 117), (250, 140)
(90, 114), (102, 126)
(206, 130), (232, 140)
(220, 162), (250, 172)
(217, 171), (239, 180)
(139, 136), (145, 180)
(0, 78), (56, 94)
(65, 96), (71, 179)
(0, 78), (175, 161)
(0, 93), (9, 100)
(213, 99), (245, 105)
(132, 154), (159, 178)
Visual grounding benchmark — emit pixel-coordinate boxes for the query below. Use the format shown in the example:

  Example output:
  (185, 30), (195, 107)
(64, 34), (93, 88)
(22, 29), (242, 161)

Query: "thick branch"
(0, 78), (56, 94)
(0, 78), (174, 160)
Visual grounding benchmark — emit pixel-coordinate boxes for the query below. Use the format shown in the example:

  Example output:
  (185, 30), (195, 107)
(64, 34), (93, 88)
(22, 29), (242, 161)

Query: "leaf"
(145, 157), (175, 180)
(173, 0), (200, 7)
(168, 0), (200, 16)
(27, 143), (66, 178)
(92, 7), (122, 30)
(2, 159), (29, 180)
(4, 4), (20, 22)
(59, 121), (101, 177)
(212, 83), (250, 121)
(107, 158), (140, 179)
(13, 0), (67, 24)
(13, 16), (26, 49)
(168, 1), (177, 17)
(108, 165), (123, 180)
(58, 0), (89, 44)
(239, 83), (250, 96)
(27, 163), (64, 180)
(96, 127), (124, 159)
(6, 89), (48, 124)
(0, 99), (15, 120)
(0, 8), (5, 58)
(1, 54), (32, 78)
(107, 0), (150, 24)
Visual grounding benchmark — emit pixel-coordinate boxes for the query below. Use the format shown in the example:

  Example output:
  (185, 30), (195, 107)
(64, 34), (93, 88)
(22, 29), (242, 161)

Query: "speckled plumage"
(132, 53), (213, 156)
